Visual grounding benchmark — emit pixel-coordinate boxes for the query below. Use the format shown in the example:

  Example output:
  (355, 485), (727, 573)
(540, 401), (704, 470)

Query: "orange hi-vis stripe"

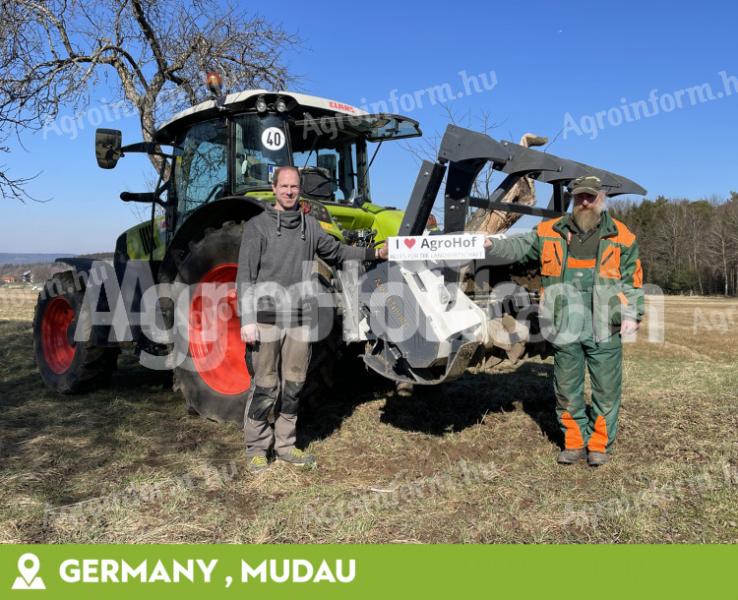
(611, 219), (636, 247)
(634, 258), (643, 288)
(599, 246), (621, 280)
(566, 257), (596, 269)
(561, 411), (585, 449)
(536, 217), (563, 238)
(588, 415), (608, 453)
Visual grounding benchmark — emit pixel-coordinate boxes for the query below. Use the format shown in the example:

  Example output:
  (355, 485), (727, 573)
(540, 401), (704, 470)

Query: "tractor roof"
(155, 89), (368, 143)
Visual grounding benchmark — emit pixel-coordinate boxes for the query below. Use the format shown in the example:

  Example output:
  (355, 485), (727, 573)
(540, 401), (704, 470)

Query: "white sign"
(261, 127), (285, 151)
(388, 234), (486, 261)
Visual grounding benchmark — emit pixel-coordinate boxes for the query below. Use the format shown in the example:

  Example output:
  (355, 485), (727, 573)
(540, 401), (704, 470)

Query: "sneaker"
(557, 448), (586, 465)
(247, 455), (270, 473)
(587, 451), (610, 467)
(276, 448), (316, 467)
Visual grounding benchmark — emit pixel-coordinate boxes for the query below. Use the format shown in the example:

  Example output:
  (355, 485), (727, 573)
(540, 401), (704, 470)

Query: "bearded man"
(484, 176), (644, 466)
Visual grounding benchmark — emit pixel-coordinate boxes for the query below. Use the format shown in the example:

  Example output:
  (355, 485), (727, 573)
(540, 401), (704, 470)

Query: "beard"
(573, 203), (604, 231)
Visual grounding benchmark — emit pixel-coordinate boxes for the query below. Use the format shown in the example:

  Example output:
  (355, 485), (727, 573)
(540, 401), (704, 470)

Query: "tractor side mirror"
(95, 128), (122, 169)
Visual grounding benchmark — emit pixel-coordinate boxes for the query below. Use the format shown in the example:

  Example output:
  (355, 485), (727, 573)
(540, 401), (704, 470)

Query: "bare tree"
(682, 200), (711, 295)
(652, 199), (686, 285)
(724, 194), (738, 295)
(0, 0), (297, 200)
(706, 200), (737, 296)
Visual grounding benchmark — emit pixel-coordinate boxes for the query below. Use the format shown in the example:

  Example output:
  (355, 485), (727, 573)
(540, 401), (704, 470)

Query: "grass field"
(1, 288), (736, 543)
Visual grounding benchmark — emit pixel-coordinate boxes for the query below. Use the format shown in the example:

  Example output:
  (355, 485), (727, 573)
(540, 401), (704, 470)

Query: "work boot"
(247, 455), (270, 474)
(588, 451), (610, 467)
(277, 447), (316, 468)
(557, 448), (586, 465)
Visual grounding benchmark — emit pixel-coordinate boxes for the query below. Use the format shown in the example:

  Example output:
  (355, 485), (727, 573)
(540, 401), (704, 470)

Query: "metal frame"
(399, 124), (647, 235)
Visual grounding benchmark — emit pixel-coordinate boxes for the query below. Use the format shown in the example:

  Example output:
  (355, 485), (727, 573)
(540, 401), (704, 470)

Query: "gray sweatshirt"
(237, 205), (375, 326)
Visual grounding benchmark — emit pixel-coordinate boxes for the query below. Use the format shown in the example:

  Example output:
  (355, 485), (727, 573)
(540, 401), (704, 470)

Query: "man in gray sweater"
(237, 166), (387, 473)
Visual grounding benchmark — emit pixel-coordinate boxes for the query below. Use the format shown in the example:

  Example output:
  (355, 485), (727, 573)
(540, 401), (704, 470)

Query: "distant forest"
(611, 192), (738, 296)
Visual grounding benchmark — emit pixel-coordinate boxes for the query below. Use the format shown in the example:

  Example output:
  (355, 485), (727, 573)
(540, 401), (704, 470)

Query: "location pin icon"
(18, 553), (40, 585)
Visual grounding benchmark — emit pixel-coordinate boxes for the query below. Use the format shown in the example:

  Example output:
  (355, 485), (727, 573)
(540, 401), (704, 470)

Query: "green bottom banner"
(0, 545), (734, 598)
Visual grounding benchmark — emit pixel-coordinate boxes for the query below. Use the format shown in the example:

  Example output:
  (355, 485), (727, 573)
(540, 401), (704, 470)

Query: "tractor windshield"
(233, 114), (291, 192)
(171, 110), (420, 222)
(289, 113), (421, 205)
(289, 118), (367, 204)
(292, 142), (358, 203)
(174, 118), (228, 220)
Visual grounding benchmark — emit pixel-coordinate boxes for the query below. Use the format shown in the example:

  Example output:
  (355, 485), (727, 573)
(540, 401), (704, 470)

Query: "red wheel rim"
(189, 263), (250, 395)
(41, 296), (76, 374)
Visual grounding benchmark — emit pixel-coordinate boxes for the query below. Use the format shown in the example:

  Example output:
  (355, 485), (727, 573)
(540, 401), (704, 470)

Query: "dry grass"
(1, 288), (736, 543)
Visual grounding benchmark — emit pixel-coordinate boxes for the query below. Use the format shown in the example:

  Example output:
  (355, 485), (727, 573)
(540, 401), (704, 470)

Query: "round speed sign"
(261, 127), (285, 151)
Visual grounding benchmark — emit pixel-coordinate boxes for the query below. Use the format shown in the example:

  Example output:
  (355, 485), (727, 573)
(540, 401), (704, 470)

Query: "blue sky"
(3, 0), (737, 253)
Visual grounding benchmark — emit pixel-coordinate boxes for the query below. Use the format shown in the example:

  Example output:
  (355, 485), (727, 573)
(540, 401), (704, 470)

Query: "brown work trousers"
(244, 324), (311, 458)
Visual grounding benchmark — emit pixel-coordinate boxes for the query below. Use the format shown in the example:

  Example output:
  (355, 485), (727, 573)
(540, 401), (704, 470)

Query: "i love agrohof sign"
(387, 234), (486, 262)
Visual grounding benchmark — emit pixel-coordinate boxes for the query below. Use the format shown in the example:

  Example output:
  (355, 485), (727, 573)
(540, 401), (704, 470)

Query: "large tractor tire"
(171, 220), (343, 424)
(171, 221), (251, 423)
(33, 271), (118, 393)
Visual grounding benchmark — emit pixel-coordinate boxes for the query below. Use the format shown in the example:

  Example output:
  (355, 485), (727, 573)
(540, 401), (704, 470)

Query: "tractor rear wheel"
(171, 221), (251, 423)
(33, 271), (118, 393)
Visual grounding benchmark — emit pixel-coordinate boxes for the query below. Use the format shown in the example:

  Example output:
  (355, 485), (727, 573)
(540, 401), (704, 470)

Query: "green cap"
(569, 175), (602, 196)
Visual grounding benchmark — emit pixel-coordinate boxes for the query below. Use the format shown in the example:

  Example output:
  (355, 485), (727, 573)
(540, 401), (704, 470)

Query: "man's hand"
(375, 245), (389, 261)
(240, 323), (260, 345)
(620, 319), (639, 335)
(484, 238), (493, 250)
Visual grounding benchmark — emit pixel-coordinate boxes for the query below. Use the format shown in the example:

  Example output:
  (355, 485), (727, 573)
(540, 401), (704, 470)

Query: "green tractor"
(33, 88), (647, 423)
(33, 90), (425, 421)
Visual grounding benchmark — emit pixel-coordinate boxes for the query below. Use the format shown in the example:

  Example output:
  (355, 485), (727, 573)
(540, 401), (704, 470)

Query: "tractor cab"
(95, 90), (421, 257)
(152, 91), (422, 234)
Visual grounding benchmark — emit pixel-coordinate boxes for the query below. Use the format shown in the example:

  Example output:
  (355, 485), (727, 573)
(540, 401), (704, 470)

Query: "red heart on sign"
(403, 238), (416, 249)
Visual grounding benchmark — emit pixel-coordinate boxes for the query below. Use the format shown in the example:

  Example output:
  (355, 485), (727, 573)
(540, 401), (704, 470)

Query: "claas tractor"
(32, 88), (646, 423)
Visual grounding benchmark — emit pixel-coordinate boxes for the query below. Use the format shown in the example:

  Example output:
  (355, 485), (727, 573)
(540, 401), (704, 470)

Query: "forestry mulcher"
(33, 88), (646, 422)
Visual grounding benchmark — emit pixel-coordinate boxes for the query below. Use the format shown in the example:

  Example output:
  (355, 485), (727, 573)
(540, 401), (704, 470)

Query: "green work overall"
(553, 252), (622, 453)
(487, 211), (644, 453)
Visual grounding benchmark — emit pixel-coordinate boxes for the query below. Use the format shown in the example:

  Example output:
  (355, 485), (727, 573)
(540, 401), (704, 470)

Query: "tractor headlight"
(275, 97), (288, 113)
(255, 95), (268, 113)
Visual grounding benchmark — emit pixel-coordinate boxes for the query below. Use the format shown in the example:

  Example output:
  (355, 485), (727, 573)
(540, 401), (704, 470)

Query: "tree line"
(610, 193), (738, 296)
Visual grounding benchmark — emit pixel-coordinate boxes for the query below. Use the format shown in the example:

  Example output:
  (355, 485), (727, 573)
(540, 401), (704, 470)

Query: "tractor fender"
(158, 196), (265, 285)
(370, 208), (404, 243)
(54, 256), (98, 275)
